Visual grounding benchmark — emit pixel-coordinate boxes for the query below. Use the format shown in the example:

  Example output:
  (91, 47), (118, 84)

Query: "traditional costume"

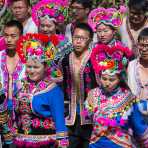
(12, 33), (68, 147)
(88, 7), (125, 47)
(32, 0), (73, 62)
(0, 90), (12, 145)
(83, 44), (148, 148)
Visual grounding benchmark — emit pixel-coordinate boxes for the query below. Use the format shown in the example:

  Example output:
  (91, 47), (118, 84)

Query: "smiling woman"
(12, 33), (69, 148)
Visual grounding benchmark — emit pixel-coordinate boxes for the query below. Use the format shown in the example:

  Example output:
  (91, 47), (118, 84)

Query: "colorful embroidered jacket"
(61, 51), (98, 125)
(84, 87), (148, 148)
(0, 50), (25, 99)
(0, 50), (25, 143)
(13, 78), (68, 147)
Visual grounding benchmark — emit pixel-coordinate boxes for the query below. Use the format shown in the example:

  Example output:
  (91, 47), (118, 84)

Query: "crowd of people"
(0, 0), (148, 148)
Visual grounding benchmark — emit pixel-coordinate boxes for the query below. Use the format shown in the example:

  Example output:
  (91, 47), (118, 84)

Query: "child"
(88, 7), (126, 47)
(83, 44), (148, 147)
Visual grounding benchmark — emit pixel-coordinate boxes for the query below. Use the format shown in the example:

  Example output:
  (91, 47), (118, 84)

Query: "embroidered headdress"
(16, 33), (62, 79)
(91, 44), (133, 75)
(32, 0), (68, 26)
(88, 6), (126, 31)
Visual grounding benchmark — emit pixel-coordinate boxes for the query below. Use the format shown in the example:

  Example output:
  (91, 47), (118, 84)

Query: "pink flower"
(116, 130), (123, 137)
(35, 48), (43, 55)
(84, 67), (90, 73)
(81, 109), (88, 117)
(39, 81), (46, 89)
(97, 52), (106, 61)
(112, 52), (122, 61)
(57, 15), (65, 22)
(32, 118), (40, 128)
(43, 119), (50, 129)
(101, 15), (110, 21)
(120, 118), (126, 126)
(27, 47), (34, 54)
(29, 83), (35, 91)
(109, 119), (116, 127)
(43, 8), (55, 17)
(112, 18), (121, 26)
(119, 5), (127, 14)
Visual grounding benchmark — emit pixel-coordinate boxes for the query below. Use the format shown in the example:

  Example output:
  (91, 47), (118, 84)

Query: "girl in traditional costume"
(88, 7), (126, 47)
(12, 33), (68, 148)
(83, 44), (148, 148)
(32, 0), (73, 62)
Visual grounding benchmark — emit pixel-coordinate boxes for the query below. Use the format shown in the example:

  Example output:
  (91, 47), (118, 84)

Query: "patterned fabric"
(0, 51), (25, 97)
(13, 78), (68, 147)
(61, 51), (98, 125)
(84, 87), (148, 147)
(0, 93), (12, 144)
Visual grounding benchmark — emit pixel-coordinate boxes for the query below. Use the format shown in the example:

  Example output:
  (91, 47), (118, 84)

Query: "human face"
(129, 8), (145, 25)
(0, 0), (4, 8)
(3, 26), (21, 50)
(72, 28), (90, 54)
(100, 74), (120, 92)
(26, 59), (45, 82)
(138, 37), (148, 61)
(11, 0), (30, 21)
(96, 23), (115, 44)
(70, 2), (88, 22)
(38, 18), (56, 36)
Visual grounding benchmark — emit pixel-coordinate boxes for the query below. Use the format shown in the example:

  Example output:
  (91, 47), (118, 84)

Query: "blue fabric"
(76, 103), (80, 114)
(130, 101), (148, 136)
(7, 99), (13, 111)
(32, 85), (67, 133)
(89, 137), (122, 148)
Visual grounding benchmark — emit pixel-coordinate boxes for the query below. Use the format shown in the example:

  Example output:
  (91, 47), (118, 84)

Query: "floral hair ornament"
(88, 6), (127, 32)
(32, 0), (68, 26)
(16, 33), (58, 64)
(91, 44), (133, 75)
(16, 33), (63, 80)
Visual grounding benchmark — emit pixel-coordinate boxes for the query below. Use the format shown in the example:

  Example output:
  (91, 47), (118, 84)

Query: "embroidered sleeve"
(50, 86), (68, 137)
(130, 100), (148, 146)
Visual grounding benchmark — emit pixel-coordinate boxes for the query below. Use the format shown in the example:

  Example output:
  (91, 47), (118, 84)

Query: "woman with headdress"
(32, 0), (73, 62)
(88, 6), (127, 47)
(12, 33), (68, 148)
(82, 44), (148, 147)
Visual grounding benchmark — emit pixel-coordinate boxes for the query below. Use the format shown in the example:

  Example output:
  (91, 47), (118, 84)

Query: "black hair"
(128, 0), (148, 13)
(73, 22), (93, 39)
(12, 0), (30, 6)
(71, 0), (92, 9)
(4, 20), (23, 35)
(138, 27), (148, 41)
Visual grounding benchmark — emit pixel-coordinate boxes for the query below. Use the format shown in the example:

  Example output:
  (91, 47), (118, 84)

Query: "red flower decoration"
(16, 33), (49, 63)
(48, 34), (59, 46)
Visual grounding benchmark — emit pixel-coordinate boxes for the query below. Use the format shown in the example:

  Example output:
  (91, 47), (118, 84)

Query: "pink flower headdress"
(91, 44), (133, 75)
(32, 0), (68, 26)
(88, 6), (127, 32)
